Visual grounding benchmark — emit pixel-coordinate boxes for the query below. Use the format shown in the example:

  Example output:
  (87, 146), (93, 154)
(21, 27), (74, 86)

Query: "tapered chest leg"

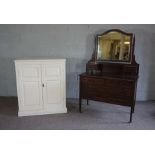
(129, 106), (134, 123)
(87, 99), (89, 105)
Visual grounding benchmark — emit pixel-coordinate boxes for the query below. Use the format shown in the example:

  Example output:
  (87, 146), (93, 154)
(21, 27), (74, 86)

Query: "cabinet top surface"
(14, 59), (66, 62)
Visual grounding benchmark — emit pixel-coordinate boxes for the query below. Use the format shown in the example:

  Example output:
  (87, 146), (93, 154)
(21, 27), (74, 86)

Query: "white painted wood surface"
(15, 59), (67, 116)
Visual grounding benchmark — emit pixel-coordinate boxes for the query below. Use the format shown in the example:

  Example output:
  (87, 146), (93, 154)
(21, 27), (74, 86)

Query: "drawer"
(80, 76), (136, 105)
(86, 91), (133, 106)
(91, 87), (133, 98)
(86, 77), (133, 88)
(87, 81), (134, 96)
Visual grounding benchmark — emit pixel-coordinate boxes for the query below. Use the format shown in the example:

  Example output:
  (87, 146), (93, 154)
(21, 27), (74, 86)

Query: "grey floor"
(0, 97), (155, 130)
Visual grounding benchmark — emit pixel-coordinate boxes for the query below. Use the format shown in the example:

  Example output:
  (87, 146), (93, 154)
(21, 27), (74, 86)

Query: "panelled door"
(42, 63), (65, 109)
(18, 64), (43, 111)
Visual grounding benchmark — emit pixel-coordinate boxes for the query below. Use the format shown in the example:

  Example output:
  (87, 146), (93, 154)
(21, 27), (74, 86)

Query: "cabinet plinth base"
(18, 107), (67, 117)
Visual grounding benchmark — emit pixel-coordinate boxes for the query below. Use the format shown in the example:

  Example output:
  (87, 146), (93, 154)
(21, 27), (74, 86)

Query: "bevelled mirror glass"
(96, 30), (133, 63)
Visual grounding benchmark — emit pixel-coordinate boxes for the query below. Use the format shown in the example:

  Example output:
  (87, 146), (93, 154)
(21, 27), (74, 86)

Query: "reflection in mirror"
(97, 31), (132, 62)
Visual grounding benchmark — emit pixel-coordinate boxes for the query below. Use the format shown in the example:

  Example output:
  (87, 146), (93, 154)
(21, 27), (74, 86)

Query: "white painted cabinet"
(15, 59), (67, 116)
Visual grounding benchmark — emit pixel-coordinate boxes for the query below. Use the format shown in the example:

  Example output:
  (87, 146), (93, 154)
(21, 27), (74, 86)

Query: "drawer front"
(80, 76), (135, 106)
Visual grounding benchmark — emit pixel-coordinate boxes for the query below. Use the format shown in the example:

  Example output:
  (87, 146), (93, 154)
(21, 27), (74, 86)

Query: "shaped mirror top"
(96, 30), (134, 63)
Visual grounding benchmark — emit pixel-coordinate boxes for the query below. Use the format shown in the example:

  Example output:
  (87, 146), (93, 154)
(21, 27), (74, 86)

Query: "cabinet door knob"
(42, 83), (44, 87)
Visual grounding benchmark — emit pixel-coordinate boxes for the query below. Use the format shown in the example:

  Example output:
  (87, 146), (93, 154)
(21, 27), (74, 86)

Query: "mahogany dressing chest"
(79, 29), (139, 123)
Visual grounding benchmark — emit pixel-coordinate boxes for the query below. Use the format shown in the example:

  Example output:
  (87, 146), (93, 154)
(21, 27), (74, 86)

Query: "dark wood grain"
(79, 29), (139, 123)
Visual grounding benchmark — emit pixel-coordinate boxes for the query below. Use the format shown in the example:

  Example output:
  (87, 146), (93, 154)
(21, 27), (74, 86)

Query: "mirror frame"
(95, 29), (135, 64)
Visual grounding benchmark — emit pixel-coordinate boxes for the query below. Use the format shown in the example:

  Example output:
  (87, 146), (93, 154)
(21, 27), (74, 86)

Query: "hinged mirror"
(95, 29), (134, 63)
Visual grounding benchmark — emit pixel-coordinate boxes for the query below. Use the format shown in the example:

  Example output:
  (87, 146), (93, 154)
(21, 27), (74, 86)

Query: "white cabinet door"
(42, 63), (65, 109)
(17, 64), (43, 111)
